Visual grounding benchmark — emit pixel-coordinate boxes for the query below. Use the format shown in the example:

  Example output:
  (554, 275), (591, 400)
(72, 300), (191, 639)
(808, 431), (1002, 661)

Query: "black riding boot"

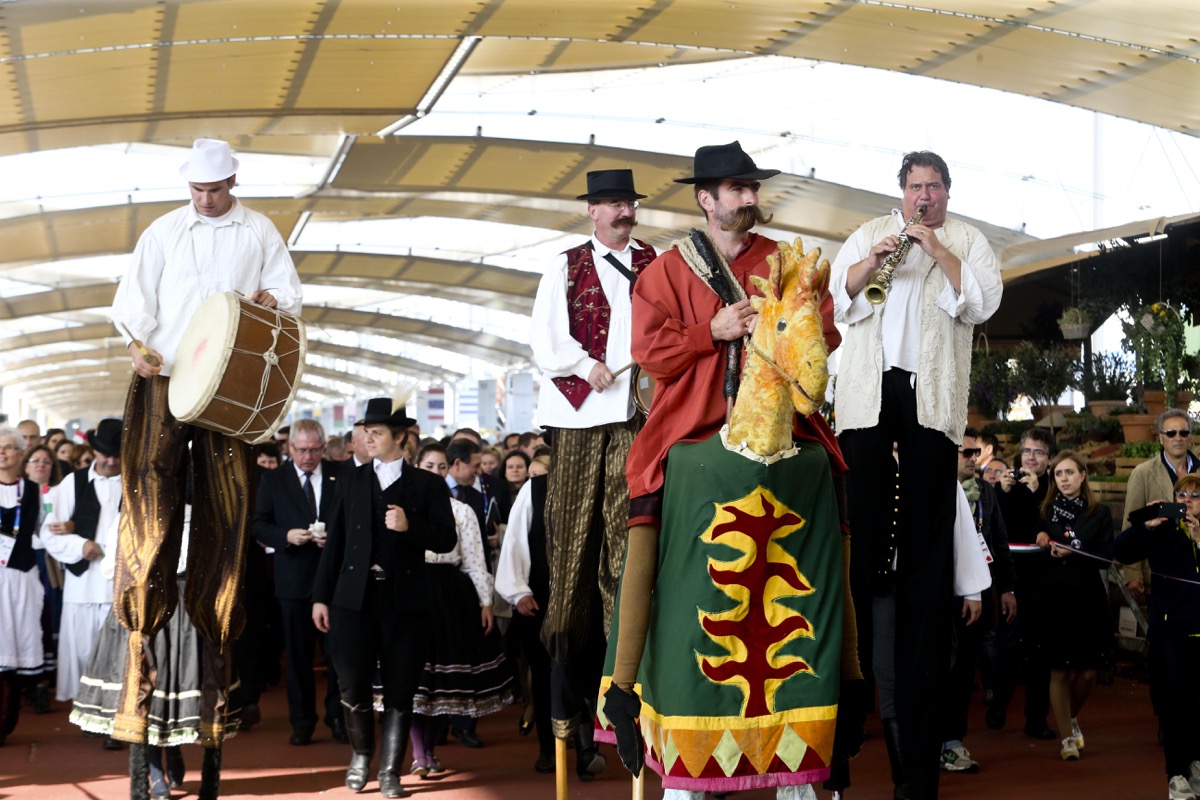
(197, 746), (221, 800)
(378, 707), (412, 798)
(343, 706), (375, 792)
(882, 717), (910, 800)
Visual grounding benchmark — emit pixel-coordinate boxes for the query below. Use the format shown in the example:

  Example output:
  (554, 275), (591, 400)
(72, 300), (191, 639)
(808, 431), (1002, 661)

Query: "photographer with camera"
(991, 428), (1057, 738)
(1115, 473), (1200, 799)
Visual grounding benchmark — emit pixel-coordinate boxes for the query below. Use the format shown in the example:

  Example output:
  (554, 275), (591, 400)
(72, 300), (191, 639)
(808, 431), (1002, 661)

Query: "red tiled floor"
(1, 674), (1163, 799)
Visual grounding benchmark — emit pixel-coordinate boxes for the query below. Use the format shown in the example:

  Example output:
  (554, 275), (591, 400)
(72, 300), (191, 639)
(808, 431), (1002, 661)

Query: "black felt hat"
(673, 141), (781, 185)
(87, 418), (123, 458)
(576, 169), (647, 201)
(361, 398), (416, 428)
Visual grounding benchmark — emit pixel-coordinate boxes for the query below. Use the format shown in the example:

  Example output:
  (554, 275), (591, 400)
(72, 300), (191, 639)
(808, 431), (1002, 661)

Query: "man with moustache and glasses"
(530, 168), (656, 781)
(604, 142), (854, 799)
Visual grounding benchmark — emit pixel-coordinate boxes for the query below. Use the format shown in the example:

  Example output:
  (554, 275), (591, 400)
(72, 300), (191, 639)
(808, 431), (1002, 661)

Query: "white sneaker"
(940, 745), (980, 773)
(1060, 737), (1080, 761)
(1071, 718), (1085, 750)
(1169, 775), (1197, 799)
(1189, 760), (1200, 795)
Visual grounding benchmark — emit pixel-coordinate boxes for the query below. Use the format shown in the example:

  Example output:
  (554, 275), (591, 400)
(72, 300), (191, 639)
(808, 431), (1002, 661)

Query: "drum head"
(168, 293), (239, 422)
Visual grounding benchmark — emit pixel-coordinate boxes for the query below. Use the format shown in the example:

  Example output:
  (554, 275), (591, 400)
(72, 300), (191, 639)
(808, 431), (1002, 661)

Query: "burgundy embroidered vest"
(552, 238), (657, 410)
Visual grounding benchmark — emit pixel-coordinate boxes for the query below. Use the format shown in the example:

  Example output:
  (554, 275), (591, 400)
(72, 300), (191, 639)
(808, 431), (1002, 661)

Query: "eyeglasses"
(598, 199), (638, 210)
(1020, 447), (1048, 457)
(958, 448), (981, 458)
(0, 444), (19, 452)
(1161, 429), (1192, 439)
(1177, 491), (1200, 500)
(291, 446), (325, 456)
(26, 459), (52, 466)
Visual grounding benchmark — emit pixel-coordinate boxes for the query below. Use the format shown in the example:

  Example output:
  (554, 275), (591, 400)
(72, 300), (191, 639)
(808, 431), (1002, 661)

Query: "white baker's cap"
(179, 138), (239, 183)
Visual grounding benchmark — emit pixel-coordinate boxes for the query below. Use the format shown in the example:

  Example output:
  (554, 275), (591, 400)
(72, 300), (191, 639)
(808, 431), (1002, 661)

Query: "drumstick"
(115, 322), (161, 368)
(611, 362), (636, 378)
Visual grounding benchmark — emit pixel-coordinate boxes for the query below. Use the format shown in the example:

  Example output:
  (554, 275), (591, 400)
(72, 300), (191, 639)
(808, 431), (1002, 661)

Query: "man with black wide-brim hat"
(312, 397), (455, 799)
(600, 142), (855, 797)
(529, 168), (658, 779)
(41, 419), (123, 740)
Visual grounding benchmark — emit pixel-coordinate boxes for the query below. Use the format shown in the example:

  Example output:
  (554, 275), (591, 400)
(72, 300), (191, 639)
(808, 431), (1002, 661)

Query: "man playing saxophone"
(830, 151), (1003, 800)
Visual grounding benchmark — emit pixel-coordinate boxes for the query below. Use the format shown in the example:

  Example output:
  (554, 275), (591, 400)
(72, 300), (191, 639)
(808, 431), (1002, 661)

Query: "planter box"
(1115, 457), (1150, 477)
(1091, 482), (1128, 503)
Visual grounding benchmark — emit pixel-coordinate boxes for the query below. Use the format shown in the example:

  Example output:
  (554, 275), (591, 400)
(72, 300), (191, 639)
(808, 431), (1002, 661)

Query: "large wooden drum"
(168, 292), (306, 445)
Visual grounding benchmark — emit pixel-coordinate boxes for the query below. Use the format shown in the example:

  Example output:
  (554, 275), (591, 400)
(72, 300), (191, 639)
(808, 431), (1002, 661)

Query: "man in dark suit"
(313, 398), (456, 799)
(442, 436), (489, 748)
(254, 417), (344, 746)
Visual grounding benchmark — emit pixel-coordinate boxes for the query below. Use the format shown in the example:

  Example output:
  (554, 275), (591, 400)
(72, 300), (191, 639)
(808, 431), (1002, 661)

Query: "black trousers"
(842, 369), (957, 800)
(279, 597), (341, 732)
(510, 610), (553, 755)
(328, 585), (425, 712)
(1151, 635), (1200, 778)
(939, 603), (985, 744)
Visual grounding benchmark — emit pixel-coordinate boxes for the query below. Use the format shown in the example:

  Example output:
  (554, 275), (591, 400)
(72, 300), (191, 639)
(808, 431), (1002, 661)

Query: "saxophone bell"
(864, 206), (926, 306)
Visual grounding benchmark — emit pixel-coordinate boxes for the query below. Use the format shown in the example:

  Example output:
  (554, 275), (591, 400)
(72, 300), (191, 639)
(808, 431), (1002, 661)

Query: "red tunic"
(625, 233), (845, 518)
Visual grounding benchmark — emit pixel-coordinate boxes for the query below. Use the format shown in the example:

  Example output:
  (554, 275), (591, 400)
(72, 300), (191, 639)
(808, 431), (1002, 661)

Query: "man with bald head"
(16, 420), (41, 449)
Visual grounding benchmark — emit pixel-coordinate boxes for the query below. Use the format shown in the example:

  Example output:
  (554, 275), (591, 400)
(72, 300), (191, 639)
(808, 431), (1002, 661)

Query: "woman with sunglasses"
(1033, 450), (1113, 762)
(1115, 473), (1200, 799)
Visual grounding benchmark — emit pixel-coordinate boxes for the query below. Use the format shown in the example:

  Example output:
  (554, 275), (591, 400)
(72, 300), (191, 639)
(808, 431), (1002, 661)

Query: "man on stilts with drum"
(529, 169), (657, 781)
(110, 138), (303, 799)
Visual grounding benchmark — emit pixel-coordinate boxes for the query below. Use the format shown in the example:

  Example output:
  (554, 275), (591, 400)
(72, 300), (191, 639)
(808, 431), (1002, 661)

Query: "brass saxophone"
(864, 206), (926, 305)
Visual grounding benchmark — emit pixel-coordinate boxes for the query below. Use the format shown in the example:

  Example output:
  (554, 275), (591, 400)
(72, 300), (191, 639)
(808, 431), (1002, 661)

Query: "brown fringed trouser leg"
(540, 417), (640, 665)
(111, 375), (254, 746)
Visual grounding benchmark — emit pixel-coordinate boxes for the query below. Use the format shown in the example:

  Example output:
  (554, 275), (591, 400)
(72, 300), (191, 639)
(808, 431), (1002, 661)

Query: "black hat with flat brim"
(674, 140), (781, 185)
(576, 169), (647, 201)
(361, 398), (416, 428)
(87, 418), (123, 458)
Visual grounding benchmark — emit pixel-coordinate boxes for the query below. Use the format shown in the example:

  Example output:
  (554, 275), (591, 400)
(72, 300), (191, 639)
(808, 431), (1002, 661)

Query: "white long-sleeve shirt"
(495, 480), (535, 606)
(530, 234), (642, 428)
(110, 198), (302, 376)
(41, 468), (122, 605)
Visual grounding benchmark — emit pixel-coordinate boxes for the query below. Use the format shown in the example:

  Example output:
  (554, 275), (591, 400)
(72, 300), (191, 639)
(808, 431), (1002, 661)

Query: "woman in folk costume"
(0, 425), (45, 748)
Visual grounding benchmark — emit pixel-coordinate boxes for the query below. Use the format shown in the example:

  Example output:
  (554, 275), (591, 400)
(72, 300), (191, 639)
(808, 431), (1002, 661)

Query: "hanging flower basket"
(1058, 307), (1091, 340)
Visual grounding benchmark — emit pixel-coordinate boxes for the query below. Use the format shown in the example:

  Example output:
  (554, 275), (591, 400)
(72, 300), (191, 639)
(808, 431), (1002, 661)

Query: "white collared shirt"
(374, 457), (403, 491)
(110, 198), (303, 376)
(41, 466), (123, 604)
(293, 462), (323, 509)
(530, 233), (642, 428)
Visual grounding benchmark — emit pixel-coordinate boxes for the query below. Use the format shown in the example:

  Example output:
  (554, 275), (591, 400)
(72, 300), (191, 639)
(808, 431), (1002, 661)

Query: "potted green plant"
(1058, 306), (1091, 340)
(968, 345), (1016, 422)
(1012, 340), (1080, 432)
(1122, 302), (1187, 411)
(1080, 351), (1134, 417)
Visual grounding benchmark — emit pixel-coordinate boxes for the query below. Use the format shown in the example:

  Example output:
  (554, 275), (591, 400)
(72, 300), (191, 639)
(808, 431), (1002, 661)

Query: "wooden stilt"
(631, 765), (645, 800)
(555, 737), (568, 800)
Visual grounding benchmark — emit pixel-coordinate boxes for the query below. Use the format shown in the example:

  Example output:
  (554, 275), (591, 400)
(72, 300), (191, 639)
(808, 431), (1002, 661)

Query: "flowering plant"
(1121, 302), (1186, 394)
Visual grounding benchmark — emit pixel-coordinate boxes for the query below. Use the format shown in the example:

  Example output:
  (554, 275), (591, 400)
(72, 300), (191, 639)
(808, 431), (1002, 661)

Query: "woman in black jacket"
(1034, 450), (1113, 762)
(1115, 473), (1200, 800)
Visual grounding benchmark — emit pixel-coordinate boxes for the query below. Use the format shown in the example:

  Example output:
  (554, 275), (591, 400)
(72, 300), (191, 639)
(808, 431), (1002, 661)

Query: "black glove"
(603, 684), (645, 776)
(832, 678), (869, 761)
